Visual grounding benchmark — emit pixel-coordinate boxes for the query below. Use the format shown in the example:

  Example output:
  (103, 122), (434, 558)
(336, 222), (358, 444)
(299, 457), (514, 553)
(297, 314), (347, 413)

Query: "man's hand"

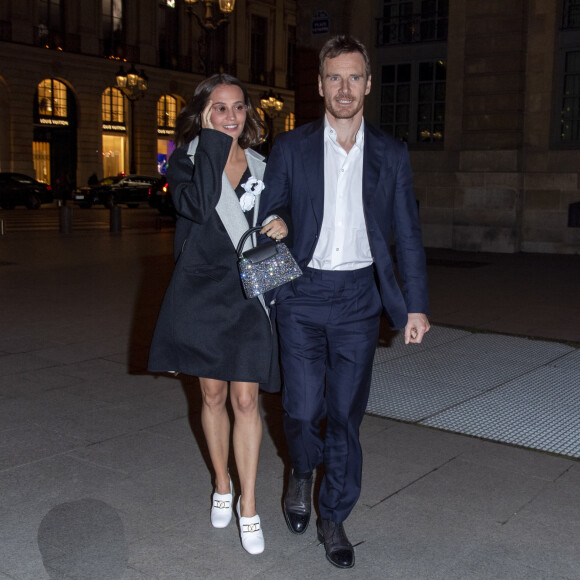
(404, 313), (430, 344)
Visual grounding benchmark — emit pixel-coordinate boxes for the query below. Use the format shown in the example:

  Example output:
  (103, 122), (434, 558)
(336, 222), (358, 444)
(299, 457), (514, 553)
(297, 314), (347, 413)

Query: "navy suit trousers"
(276, 265), (382, 523)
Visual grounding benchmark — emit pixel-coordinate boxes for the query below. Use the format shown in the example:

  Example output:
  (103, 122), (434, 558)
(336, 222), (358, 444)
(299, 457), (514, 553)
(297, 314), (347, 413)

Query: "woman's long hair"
(174, 74), (267, 149)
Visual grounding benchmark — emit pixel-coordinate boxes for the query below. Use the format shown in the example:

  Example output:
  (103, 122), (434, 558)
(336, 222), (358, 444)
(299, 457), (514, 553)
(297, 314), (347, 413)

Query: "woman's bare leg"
(230, 381), (262, 517)
(199, 377), (230, 494)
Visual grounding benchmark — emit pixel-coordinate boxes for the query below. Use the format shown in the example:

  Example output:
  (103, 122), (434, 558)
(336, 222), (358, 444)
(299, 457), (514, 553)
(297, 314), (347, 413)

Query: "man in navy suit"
(259, 34), (430, 569)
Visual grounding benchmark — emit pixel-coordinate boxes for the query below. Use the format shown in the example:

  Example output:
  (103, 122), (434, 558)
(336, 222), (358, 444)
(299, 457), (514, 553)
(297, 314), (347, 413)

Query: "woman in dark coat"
(148, 74), (288, 555)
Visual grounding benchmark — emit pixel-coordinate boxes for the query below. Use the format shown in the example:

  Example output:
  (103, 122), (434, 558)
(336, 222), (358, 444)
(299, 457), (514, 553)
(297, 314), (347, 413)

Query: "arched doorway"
(33, 78), (77, 199)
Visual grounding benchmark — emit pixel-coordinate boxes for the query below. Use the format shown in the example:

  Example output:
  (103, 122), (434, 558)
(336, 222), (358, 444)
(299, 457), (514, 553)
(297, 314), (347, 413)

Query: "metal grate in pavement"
(368, 328), (580, 458)
(367, 369), (480, 423)
(379, 352), (533, 390)
(374, 332), (573, 389)
(429, 333), (574, 365)
(419, 367), (580, 458)
(549, 348), (580, 370)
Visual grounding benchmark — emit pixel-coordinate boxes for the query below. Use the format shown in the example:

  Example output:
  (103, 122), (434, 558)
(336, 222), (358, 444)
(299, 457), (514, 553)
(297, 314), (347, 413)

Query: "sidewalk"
(0, 228), (578, 579)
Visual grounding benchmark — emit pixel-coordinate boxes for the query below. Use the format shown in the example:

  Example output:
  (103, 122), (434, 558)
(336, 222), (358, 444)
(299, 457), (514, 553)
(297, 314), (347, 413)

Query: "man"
(259, 35), (430, 569)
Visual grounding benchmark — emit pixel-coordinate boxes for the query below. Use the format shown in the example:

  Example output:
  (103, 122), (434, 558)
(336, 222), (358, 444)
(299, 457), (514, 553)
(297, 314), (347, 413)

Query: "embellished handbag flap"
(242, 241), (278, 264)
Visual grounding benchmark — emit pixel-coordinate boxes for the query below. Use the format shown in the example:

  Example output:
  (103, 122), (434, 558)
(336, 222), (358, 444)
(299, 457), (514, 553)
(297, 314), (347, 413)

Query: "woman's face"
(207, 84), (247, 141)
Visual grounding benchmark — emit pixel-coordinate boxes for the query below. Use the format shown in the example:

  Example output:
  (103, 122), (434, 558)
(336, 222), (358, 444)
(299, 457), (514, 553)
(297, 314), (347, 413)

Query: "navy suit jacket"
(259, 119), (429, 330)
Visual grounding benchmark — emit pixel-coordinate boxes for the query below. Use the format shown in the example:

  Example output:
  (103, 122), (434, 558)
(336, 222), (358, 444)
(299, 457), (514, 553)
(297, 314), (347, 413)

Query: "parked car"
(148, 179), (175, 217)
(0, 172), (53, 210)
(73, 174), (160, 208)
(73, 183), (101, 208)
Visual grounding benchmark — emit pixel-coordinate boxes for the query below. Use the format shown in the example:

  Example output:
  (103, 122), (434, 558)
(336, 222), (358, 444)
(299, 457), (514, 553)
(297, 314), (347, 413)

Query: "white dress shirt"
(308, 117), (373, 271)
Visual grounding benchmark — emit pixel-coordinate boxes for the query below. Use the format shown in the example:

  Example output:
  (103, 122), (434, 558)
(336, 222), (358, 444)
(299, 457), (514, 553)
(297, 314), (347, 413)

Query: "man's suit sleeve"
(391, 143), (429, 315)
(260, 135), (294, 246)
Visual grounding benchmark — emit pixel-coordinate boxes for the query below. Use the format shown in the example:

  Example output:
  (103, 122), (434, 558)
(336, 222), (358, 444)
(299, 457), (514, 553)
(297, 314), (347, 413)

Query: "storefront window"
(33, 141), (51, 184)
(102, 134), (126, 177)
(157, 95), (178, 174)
(102, 87), (127, 175)
(33, 78), (77, 190)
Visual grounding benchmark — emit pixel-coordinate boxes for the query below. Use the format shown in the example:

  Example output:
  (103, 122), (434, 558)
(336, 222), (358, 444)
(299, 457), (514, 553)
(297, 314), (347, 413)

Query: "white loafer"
(236, 497), (264, 555)
(211, 476), (233, 528)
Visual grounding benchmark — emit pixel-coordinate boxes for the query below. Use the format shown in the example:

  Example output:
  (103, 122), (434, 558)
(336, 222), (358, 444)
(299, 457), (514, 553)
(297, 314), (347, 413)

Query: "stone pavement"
(0, 223), (579, 579)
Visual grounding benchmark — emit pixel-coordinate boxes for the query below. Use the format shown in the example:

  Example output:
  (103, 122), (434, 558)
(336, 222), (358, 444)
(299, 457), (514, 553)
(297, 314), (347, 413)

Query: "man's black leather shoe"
(317, 518), (355, 569)
(283, 472), (313, 534)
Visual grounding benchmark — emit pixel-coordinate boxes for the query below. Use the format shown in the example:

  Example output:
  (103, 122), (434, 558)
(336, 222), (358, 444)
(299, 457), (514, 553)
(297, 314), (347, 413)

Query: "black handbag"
(237, 226), (302, 299)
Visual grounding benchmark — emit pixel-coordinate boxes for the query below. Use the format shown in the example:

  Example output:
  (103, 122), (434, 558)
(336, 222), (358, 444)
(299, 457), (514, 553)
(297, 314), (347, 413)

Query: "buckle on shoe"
(213, 499), (231, 509)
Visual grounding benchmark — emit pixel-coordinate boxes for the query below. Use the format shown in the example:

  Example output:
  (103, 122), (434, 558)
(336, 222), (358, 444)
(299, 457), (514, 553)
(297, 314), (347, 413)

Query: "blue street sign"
(312, 10), (330, 35)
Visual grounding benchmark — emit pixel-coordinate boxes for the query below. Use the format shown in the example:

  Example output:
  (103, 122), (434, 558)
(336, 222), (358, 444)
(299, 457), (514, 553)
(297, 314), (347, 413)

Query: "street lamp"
(115, 65), (148, 174)
(184, 0), (235, 30)
(184, 0), (236, 75)
(260, 89), (285, 117)
(258, 90), (285, 154)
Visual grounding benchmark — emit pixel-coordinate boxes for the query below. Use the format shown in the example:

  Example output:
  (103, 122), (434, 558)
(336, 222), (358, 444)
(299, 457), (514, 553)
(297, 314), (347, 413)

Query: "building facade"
(0, 0), (296, 190)
(295, 0), (580, 254)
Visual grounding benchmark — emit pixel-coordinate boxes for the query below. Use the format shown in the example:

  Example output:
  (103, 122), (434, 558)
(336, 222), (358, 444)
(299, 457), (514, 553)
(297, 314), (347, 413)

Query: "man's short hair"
(319, 34), (371, 79)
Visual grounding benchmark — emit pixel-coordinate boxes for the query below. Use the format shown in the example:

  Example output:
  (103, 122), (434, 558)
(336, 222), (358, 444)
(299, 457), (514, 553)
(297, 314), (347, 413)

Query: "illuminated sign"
(102, 124), (127, 132)
(40, 118), (69, 126)
(157, 128), (174, 135)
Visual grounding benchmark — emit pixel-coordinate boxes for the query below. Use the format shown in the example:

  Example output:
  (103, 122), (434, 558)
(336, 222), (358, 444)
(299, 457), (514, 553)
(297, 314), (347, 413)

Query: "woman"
(148, 74), (287, 555)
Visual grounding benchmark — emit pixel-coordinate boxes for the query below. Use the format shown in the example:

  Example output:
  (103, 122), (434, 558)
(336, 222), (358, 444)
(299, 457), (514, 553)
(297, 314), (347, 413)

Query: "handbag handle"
(236, 226), (270, 258)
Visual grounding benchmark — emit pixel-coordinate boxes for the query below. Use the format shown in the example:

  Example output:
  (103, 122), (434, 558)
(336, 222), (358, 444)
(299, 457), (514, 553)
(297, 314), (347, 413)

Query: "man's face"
(318, 52), (371, 121)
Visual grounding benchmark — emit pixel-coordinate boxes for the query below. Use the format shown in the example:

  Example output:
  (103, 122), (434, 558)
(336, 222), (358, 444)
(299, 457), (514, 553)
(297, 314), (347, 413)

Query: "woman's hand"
(201, 100), (214, 130)
(260, 218), (288, 240)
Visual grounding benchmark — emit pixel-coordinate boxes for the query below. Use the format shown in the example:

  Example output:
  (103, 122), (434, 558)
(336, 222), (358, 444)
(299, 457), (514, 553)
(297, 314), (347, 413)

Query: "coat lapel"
(363, 124), (386, 203)
(187, 138), (265, 251)
(300, 122), (325, 227)
(188, 137), (268, 312)
(241, 149), (268, 313)
(245, 148), (266, 228)
(217, 173), (252, 251)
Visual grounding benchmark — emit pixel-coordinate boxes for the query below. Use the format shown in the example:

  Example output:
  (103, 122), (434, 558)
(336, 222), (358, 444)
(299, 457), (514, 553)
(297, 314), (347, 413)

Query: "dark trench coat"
(148, 129), (280, 392)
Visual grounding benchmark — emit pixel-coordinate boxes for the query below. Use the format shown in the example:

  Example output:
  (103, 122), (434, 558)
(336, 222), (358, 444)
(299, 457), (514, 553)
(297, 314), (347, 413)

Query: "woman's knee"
(231, 383), (259, 416)
(200, 379), (228, 409)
